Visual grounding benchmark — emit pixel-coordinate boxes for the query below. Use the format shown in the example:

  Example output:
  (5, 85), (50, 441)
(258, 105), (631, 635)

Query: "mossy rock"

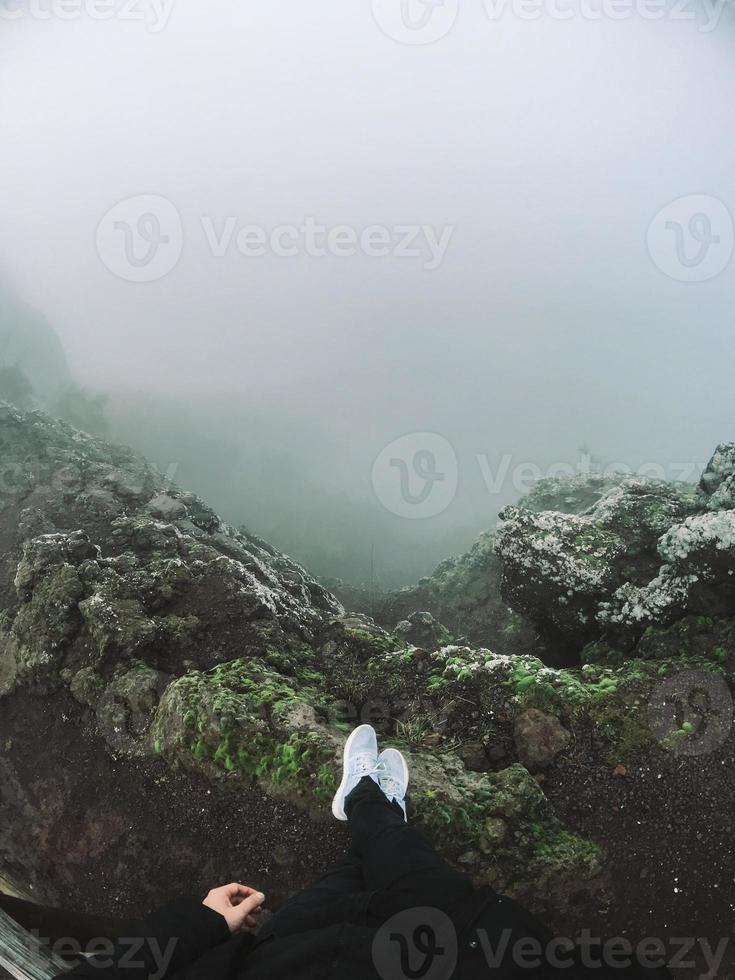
(7, 563), (84, 680)
(150, 658), (339, 808)
(408, 754), (600, 889)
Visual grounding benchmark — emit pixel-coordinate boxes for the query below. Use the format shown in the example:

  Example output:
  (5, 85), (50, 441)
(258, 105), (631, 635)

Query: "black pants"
(263, 776), (476, 939)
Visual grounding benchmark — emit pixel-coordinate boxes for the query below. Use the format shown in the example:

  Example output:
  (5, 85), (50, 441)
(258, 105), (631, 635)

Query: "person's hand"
(203, 883), (266, 935)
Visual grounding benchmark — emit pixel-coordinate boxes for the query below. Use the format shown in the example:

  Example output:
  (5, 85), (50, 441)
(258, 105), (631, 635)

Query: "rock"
(641, 616), (735, 664)
(496, 506), (625, 647)
(393, 610), (452, 649)
(146, 494), (188, 521)
(68, 666), (105, 706)
(96, 667), (171, 756)
(497, 478), (701, 652)
(518, 473), (629, 515)
(485, 763), (549, 822)
(487, 742), (508, 763)
(514, 708), (571, 770)
(480, 818), (508, 851)
(456, 741), (488, 772)
(659, 510), (735, 567)
(65, 530), (100, 564)
(600, 510), (735, 630)
(0, 633), (18, 697)
(458, 850), (481, 865)
(699, 443), (735, 509)
(6, 560), (84, 681)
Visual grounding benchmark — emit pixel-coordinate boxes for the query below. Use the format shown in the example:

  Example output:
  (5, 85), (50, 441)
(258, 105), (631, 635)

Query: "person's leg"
(290, 852), (364, 898)
(256, 853), (364, 942)
(271, 853), (363, 913)
(330, 725), (475, 922)
(345, 775), (475, 920)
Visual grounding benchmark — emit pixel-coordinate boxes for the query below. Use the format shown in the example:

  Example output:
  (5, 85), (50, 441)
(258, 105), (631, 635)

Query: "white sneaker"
(377, 747), (409, 822)
(331, 724), (380, 821)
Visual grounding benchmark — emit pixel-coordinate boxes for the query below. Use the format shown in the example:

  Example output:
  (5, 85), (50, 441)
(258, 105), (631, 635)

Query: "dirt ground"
(546, 740), (735, 978)
(0, 690), (347, 918)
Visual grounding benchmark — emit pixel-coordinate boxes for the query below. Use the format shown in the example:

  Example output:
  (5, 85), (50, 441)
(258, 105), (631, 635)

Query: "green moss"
(427, 674), (451, 692)
(187, 720), (338, 802)
(503, 653), (728, 764)
(413, 764), (600, 886)
(341, 626), (397, 657)
(588, 700), (652, 764)
(502, 619), (523, 636)
(525, 823), (601, 879)
(249, 732), (338, 803)
(152, 657), (339, 808)
(205, 659), (306, 707)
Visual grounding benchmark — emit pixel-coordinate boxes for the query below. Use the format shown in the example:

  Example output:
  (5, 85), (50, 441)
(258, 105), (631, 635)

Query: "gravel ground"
(545, 740), (735, 979)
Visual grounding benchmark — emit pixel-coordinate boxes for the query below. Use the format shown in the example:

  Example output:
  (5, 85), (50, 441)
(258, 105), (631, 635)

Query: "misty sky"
(1, 1), (734, 586)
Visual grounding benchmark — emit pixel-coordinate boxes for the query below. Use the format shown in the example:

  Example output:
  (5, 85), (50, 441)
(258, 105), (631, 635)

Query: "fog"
(1, 1), (734, 586)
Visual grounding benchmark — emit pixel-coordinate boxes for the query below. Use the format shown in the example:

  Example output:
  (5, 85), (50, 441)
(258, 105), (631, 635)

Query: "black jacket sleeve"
(52, 898), (232, 980)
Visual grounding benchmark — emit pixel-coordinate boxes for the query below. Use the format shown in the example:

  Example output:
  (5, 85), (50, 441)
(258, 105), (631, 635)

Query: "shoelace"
(349, 752), (384, 780)
(378, 772), (403, 801)
(350, 755), (403, 801)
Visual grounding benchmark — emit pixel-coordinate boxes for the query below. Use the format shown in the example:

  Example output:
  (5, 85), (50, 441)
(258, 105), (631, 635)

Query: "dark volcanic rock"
(496, 477), (702, 653)
(514, 708), (571, 770)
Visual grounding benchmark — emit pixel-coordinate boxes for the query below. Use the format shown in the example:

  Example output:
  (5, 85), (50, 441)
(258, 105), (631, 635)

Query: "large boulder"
(699, 443), (735, 510)
(517, 473), (628, 515)
(599, 509), (735, 630)
(496, 477), (700, 652)
(392, 610), (452, 649)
